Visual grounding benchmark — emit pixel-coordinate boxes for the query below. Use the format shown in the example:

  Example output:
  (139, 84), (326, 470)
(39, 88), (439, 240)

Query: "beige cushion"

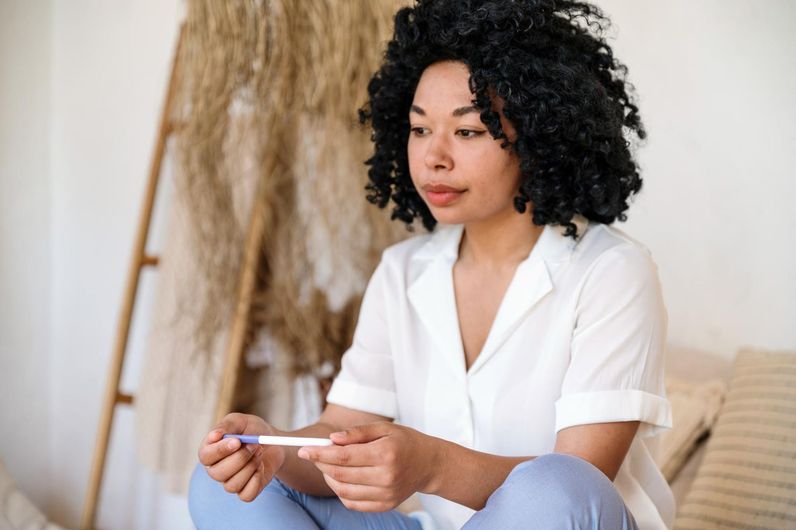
(664, 344), (734, 383)
(657, 377), (727, 481)
(654, 345), (732, 484)
(674, 348), (796, 530)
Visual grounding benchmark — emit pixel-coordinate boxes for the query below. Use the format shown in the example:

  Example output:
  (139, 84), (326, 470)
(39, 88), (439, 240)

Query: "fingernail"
(227, 439), (238, 450)
(297, 448), (309, 459)
(331, 431), (345, 438)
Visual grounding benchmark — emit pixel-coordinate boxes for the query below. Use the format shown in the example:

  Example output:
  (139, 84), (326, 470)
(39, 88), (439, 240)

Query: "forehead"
(412, 61), (473, 106)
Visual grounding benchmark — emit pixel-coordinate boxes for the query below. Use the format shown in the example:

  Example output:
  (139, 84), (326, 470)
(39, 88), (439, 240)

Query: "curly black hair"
(358, 0), (646, 238)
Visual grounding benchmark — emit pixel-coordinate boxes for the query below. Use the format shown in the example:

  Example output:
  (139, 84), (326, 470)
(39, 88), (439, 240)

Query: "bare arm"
(298, 419), (639, 512)
(553, 420), (640, 480)
(426, 421), (640, 510)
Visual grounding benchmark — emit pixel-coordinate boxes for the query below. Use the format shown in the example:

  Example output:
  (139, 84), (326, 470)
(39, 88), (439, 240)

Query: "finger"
(213, 412), (250, 436)
(238, 459), (267, 503)
(323, 473), (388, 503)
(197, 428), (223, 463)
(199, 411), (252, 465)
(339, 499), (393, 513)
(206, 443), (258, 482)
(338, 499), (392, 513)
(223, 448), (261, 494)
(205, 428), (224, 444)
(298, 444), (377, 467)
(313, 461), (388, 487)
(330, 422), (393, 445)
(199, 436), (244, 467)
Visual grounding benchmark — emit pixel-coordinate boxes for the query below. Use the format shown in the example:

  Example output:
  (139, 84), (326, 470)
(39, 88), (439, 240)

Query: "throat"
(459, 219), (543, 268)
(453, 259), (519, 372)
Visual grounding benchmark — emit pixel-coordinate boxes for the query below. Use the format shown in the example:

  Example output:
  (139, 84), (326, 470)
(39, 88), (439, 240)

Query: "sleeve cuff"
(326, 379), (398, 419)
(555, 389), (672, 438)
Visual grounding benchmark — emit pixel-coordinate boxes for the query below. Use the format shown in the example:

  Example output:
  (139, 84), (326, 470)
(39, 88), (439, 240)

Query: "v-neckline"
(451, 259), (524, 374)
(448, 228), (537, 376)
(406, 222), (561, 378)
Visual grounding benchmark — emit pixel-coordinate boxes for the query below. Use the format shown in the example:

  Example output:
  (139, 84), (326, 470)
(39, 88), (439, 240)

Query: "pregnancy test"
(222, 434), (333, 447)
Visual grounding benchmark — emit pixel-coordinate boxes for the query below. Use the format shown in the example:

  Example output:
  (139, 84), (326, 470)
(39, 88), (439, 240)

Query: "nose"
(424, 134), (453, 171)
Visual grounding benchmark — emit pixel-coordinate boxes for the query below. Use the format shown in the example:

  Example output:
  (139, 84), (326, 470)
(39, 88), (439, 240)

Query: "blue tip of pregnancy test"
(222, 434), (259, 444)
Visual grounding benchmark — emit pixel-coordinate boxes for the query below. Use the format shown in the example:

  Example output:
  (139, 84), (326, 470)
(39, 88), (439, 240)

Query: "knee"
(464, 454), (635, 530)
(188, 463), (292, 515)
(188, 463), (222, 523)
(188, 463), (296, 530)
(502, 453), (619, 507)
(189, 463), (215, 501)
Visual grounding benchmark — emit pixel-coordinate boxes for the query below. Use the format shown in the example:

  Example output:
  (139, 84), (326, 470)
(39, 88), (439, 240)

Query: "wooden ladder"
(80, 25), (265, 530)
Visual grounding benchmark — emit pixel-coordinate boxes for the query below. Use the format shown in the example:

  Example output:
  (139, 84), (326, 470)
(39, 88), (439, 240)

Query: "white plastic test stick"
(223, 434), (333, 447)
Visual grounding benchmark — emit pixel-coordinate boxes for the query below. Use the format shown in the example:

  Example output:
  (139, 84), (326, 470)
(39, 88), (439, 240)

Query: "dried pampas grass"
(173, 0), (410, 376)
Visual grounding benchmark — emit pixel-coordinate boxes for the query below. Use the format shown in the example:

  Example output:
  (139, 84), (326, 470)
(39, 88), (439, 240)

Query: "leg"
(462, 453), (639, 530)
(188, 463), (422, 530)
(189, 462), (321, 530)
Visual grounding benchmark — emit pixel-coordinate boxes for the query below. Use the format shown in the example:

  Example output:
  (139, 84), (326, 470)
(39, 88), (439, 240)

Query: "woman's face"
(408, 60), (522, 227)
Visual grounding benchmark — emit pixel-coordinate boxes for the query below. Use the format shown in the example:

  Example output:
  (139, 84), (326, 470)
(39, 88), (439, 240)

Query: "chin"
(428, 207), (469, 226)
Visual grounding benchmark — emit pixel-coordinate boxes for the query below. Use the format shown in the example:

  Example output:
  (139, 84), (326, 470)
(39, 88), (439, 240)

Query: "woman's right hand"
(198, 412), (286, 502)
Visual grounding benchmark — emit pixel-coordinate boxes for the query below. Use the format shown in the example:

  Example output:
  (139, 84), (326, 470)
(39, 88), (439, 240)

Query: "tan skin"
(198, 60), (640, 512)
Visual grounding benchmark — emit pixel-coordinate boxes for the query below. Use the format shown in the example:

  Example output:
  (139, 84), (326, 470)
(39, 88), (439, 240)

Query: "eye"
(457, 129), (485, 139)
(410, 126), (429, 137)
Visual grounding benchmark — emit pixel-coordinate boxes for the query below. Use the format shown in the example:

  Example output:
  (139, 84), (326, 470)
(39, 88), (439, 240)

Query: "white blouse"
(326, 214), (675, 530)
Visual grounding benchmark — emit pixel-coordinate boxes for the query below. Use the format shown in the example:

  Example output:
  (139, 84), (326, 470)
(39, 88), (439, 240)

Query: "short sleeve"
(326, 259), (398, 418)
(555, 244), (672, 437)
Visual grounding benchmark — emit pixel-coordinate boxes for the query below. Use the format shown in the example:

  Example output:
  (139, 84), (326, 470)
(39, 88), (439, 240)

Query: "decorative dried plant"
(173, 0), (410, 377)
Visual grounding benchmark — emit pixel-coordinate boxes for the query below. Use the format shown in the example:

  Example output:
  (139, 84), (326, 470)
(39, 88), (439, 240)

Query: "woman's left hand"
(297, 421), (441, 512)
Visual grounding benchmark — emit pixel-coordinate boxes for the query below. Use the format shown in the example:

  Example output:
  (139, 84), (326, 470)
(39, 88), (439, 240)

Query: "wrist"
(421, 435), (450, 495)
(275, 445), (287, 471)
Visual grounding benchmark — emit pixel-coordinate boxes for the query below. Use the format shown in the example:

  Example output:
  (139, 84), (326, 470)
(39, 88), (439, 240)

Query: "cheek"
(468, 152), (521, 195)
(497, 151), (522, 191)
(406, 142), (423, 184)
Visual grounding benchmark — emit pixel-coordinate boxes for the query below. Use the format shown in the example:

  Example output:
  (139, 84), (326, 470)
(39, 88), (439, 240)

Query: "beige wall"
(598, 0), (796, 359)
(48, 2), (185, 528)
(0, 0), (53, 510)
(2, 0), (186, 528)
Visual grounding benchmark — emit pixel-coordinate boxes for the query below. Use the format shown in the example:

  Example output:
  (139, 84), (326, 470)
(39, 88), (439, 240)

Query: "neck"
(458, 209), (544, 269)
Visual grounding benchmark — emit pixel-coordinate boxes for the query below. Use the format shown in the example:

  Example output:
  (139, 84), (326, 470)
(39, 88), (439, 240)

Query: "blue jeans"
(189, 453), (638, 530)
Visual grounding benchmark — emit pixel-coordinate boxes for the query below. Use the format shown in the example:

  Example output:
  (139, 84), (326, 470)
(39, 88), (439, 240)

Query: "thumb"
(213, 412), (249, 437)
(330, 422), (393, 445)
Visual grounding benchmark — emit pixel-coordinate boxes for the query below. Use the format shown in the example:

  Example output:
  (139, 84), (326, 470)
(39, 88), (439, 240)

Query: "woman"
(189, 1), (673, 529)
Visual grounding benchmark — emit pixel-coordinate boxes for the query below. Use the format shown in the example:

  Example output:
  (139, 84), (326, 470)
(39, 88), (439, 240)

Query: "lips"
(424, 184), (463, 193)
(422, 183), (466, 207)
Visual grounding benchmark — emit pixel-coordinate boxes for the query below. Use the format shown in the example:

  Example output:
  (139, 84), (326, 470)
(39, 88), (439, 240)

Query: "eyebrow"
(410, 104), (480, 117)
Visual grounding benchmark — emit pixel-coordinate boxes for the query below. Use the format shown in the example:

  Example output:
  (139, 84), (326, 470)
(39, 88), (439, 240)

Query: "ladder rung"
(116, 392), (134, 405)
(141, 255), (160, 267)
